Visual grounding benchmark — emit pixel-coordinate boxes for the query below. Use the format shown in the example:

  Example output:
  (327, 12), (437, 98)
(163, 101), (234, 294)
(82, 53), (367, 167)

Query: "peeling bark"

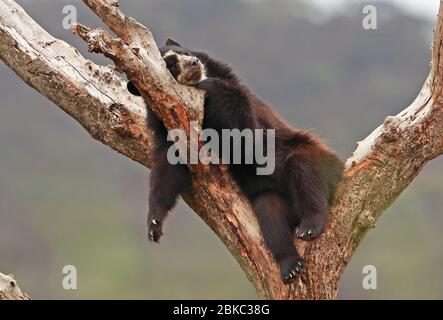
(0, 0), (442, 299)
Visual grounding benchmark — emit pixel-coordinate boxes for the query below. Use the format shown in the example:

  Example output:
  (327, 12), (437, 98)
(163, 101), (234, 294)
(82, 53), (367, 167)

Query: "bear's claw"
(295, 214), (326, 240)
(147, 218), (163, 243)
(280, 255), (307, 284)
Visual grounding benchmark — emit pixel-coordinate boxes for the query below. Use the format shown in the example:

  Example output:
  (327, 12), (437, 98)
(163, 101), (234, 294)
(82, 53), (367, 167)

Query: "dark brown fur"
(128, 39), (344, 284)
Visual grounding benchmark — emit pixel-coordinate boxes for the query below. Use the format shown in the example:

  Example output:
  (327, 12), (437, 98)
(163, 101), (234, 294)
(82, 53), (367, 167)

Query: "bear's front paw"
(280, 255), (306, 284)
(147, 218), (163, 243)
(295, 214), (326, 240)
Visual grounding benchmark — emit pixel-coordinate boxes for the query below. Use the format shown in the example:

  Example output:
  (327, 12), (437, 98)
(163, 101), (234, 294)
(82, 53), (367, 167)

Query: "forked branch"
(0, 0), (442, 299)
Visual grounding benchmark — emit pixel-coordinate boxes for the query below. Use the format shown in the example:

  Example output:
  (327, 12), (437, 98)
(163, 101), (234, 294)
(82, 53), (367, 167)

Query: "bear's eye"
(164, 55), (178, 70)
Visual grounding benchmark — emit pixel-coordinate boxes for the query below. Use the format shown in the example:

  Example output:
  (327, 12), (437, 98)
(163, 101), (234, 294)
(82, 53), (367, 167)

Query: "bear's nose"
(190, 58), (199, 66)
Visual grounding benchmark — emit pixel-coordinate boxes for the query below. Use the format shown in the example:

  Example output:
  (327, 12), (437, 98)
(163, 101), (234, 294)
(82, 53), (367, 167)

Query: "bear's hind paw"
(280, 255), (306, 284)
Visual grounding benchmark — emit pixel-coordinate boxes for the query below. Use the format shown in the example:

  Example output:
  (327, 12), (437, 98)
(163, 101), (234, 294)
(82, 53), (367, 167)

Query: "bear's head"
(127, 39), (207, 96)
(160, 38), (207, 86)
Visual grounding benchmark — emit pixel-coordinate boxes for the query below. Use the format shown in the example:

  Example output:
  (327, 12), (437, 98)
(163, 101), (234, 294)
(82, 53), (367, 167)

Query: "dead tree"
(0, 273), (30, 300)
(0, 0), (442, 299)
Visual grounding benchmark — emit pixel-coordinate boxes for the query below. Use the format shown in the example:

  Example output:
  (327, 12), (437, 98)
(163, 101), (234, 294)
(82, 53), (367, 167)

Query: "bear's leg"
(252, 191), (306, 284)
(285, 149), (329, 241)
(148, 147), (191, 242)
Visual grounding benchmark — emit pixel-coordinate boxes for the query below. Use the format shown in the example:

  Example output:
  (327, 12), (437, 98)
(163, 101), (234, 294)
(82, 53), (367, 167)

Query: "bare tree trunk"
(0, 0), (442, 299)
(0, 273), (30, 300)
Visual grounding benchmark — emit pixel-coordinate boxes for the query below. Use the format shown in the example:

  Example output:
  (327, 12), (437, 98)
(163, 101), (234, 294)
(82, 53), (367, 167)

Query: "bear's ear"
(127, 81), (141, 96)
(165, 38), (182, 47)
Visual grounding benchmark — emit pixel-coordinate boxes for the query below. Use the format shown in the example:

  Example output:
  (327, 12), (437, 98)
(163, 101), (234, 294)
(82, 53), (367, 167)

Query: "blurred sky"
(310, 0), (439, 18)
(242, 0), (440, 19)
(19, 0), (441, 18)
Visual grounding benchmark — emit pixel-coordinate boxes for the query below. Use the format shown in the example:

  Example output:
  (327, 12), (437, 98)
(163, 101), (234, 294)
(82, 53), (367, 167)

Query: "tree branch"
(0, 0), (442, 299)
(0, 272), (30, 300)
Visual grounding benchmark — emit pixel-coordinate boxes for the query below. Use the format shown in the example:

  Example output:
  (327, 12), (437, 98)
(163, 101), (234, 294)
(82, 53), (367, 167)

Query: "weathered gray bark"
(0, 0), (442, 299)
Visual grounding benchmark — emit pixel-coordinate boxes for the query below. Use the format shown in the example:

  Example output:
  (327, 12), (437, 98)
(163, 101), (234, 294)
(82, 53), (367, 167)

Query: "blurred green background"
(1, 0), (442, 299)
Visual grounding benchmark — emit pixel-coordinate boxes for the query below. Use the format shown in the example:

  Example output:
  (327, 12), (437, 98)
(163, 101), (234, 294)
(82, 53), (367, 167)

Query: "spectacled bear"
(127, 38), (344, 284)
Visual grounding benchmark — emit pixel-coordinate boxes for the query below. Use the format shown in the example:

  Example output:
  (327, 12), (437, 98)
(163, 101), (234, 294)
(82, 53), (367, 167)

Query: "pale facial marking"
(162, 51), (207, 85)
